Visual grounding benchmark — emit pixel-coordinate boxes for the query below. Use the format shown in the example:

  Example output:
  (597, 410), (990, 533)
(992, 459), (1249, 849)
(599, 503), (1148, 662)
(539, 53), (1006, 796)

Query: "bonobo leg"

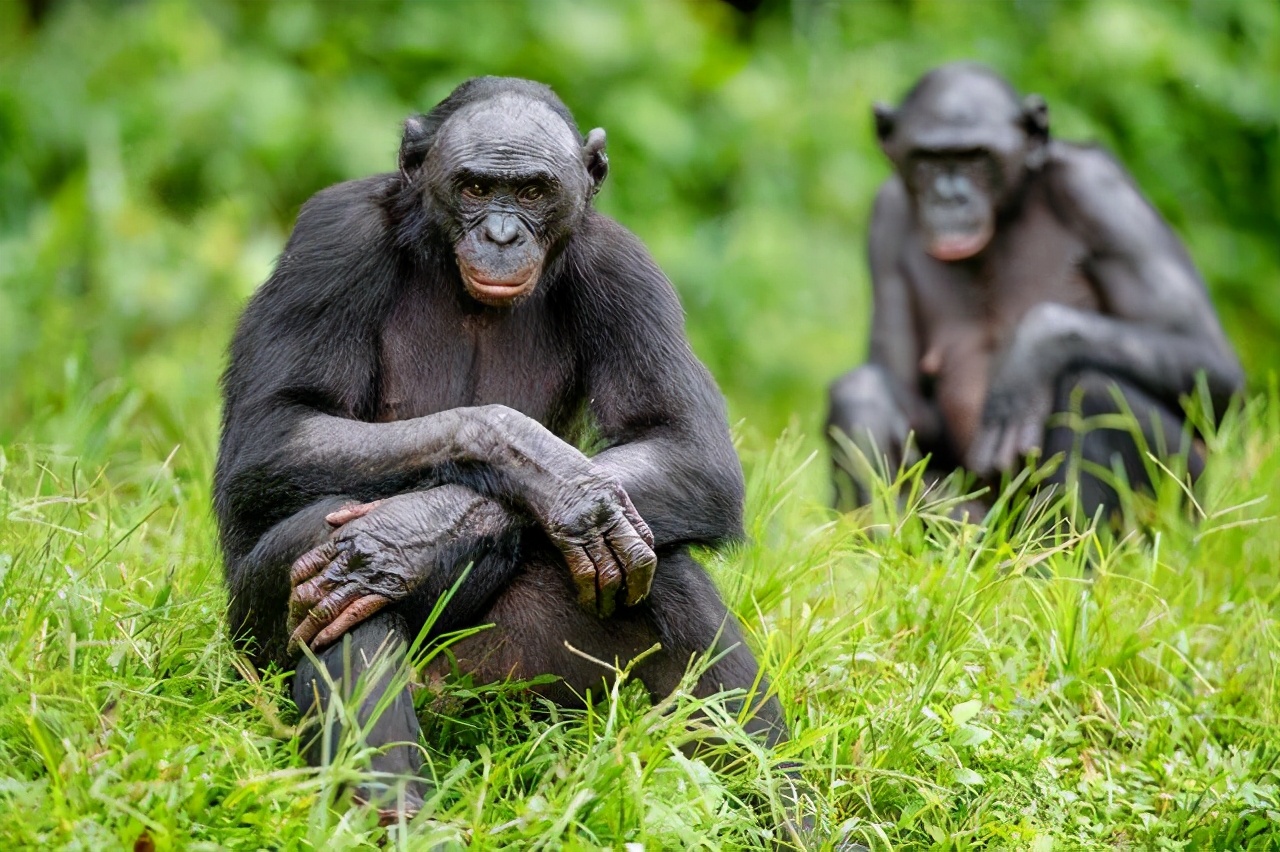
(827, 365), (915, 510)
(292, 611), (427, 822)
(424, 549), (832, 846)
(426, 548), (785, 744)
(1042, 369), (1204, 522)
(826, 363), (963, 515)
(288, 488), (527, 823)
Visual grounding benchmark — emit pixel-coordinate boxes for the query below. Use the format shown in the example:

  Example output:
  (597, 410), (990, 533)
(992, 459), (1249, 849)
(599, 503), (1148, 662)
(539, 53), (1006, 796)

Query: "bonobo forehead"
(898, 65), (1024, 154)
(431, 94), (583, 181)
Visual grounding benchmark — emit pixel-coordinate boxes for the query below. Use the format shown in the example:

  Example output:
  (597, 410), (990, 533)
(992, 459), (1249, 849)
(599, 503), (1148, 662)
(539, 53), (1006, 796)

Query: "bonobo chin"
(827, 62), (1243, 519)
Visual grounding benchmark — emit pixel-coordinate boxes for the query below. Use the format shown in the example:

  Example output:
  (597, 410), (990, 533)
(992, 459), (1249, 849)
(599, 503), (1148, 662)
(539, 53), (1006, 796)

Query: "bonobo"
(827, 63), (1244, 517)
(214, 77), (801, 835)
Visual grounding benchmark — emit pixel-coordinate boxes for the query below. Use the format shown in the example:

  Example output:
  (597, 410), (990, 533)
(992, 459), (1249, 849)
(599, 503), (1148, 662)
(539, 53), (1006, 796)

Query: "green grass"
(3, 387), (1279, 850)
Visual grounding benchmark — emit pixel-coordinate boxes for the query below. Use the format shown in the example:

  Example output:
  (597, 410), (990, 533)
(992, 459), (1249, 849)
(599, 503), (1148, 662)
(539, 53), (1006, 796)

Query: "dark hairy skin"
(216, 77), (840, 847)
(828, 62), (1244, 515)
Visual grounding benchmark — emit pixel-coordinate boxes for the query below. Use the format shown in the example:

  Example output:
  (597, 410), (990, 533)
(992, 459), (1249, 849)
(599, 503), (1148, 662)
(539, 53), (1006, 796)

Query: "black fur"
(213, 74), (772, 770)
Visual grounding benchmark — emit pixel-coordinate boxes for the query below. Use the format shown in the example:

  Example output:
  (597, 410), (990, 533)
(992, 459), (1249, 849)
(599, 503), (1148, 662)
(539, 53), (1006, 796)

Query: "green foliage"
(2, 0), (1280, 849)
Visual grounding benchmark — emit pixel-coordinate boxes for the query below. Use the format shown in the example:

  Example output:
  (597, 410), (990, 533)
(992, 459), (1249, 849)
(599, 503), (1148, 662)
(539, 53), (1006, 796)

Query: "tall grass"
(2, 386), (1278, 849)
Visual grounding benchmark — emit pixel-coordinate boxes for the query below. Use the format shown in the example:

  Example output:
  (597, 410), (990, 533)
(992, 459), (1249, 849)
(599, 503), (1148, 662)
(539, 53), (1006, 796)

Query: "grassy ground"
(2, 387), (1279, 851)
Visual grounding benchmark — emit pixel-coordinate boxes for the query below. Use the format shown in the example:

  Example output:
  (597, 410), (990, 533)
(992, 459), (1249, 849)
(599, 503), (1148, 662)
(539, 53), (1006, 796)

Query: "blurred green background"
(2, 0), (1277, 458)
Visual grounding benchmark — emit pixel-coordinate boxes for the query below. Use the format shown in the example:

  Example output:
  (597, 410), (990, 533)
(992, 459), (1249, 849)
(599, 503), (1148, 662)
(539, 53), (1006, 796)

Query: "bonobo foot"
(352, 782), (424, 827)
(291, 611), (429, 824)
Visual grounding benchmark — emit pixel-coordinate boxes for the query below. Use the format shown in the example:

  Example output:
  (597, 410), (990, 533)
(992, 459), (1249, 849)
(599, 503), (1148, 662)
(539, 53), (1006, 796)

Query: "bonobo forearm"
(271, 405), (657, 624)
(285, 484), (528, 653)
(592, 433), (745, 548)
(279, 404), (600, 516)
(1016, 304), (1244, 408)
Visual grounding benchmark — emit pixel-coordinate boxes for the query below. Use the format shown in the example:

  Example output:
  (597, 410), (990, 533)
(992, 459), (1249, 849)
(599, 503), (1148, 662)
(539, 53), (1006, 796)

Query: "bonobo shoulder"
(868, 177), (912, 251)
(1042, 142), (1141, 231)
(284, 174), (401, 255)
(871, 176), (911, 226)
(562, 211), (688, 337)
(572, 212), (673, 295)
(238, 174), (402, 336)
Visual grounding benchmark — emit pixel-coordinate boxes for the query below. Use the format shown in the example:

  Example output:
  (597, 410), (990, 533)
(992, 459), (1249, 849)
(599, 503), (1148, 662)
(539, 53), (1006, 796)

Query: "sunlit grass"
(2, 389), (1279, 849)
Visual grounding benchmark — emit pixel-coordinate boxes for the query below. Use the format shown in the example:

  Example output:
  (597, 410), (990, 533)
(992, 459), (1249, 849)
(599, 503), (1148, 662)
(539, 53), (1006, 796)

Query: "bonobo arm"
(865, 179), (944, 446)
(285, 485), (521, 653)
(570, 214), (746, 551)
(969, 146), (1245, 474)
(227, 487), (523, 668)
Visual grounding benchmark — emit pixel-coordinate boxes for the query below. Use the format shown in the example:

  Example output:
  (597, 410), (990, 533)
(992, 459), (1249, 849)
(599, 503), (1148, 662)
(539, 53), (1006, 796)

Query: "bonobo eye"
(517, 183), (545, 203)
(461, 182), (490, 200)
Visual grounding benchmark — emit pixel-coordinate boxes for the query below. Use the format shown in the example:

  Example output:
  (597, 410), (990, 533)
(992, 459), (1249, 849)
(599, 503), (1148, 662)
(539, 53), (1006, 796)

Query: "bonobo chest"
(904, 198), (1102, 451)
(375, 285), (579, 430)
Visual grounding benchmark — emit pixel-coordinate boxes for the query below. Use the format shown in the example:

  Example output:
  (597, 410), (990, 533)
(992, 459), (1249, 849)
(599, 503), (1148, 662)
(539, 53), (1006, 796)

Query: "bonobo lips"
(458, 260), (542, 306)
(927, 227), (993, 262)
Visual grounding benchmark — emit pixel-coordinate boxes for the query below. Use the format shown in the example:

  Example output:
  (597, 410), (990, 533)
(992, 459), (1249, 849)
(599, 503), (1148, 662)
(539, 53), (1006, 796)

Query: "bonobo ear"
(872, 102), (897, 143)
(583, 127), (608, 195)
(1022, 94), (1050, 139)
(1022, 94), (1050, 170)
(398, 115), (431, 179)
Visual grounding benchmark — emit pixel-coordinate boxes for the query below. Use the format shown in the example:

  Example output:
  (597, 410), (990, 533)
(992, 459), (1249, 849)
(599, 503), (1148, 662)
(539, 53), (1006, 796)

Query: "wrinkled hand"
(966, 348), (1054, 478)
(287, 491), (487, 655)
(542, 469), (657, 619)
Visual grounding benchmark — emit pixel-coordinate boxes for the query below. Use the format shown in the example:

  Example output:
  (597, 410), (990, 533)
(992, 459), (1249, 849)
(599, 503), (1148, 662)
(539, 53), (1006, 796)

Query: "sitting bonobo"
(826, 63), (1244, 518)
(214, 77), (814, 841)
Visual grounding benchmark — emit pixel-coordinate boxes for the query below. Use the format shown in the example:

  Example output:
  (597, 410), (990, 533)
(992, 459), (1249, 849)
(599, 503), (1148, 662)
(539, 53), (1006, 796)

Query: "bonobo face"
(903, 149), (1001, 261)
(875, 64), (1049, 262)
(425, 95), (606, 307)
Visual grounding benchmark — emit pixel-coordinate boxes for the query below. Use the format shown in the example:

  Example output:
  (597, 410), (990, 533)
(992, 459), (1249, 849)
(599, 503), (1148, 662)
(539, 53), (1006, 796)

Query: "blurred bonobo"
(827, 63), (1243, 517)
(214, 77), (806, 835)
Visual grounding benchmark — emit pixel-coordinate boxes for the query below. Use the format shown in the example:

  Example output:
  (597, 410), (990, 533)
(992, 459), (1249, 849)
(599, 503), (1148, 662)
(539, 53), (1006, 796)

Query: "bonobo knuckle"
(1023, 301), (1074, 334)
(471, 403), (533, 435)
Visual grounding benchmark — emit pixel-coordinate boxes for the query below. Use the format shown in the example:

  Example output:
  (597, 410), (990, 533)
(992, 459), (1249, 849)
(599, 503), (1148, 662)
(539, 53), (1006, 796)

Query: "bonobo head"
(397, 77), (609, 307)
(874, 63), (1049, 261)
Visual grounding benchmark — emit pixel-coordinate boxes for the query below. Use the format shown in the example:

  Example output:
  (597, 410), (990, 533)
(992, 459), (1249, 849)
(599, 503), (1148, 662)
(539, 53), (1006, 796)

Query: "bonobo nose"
(483, 214), (521, 246)
(936, 175), (962, 202)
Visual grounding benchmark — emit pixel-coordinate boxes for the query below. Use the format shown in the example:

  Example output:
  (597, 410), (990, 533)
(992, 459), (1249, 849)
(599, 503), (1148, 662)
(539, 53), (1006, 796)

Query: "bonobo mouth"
(458, 261), (542, 306)
(926, 226), (994, 262)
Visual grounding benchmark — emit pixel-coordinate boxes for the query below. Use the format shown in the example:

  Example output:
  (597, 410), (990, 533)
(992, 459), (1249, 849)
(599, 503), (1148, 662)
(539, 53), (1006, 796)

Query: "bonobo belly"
(920, 325), (991, 455)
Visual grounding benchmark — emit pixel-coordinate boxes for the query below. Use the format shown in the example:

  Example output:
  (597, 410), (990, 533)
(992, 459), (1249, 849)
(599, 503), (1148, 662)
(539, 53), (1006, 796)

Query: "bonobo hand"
(542, 468), (657, 618)
(287, 489), (502, 654)
(478, 405), (657, 617)
(966, 336), (1054, 477)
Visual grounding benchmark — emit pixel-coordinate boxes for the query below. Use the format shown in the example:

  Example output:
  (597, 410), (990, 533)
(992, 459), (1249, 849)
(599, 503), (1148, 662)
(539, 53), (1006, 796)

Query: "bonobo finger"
(585, 537), (620, 618)
(1015, 415), (1043, 460)
(325, 500), (383, 527)
(290, 550), (350, 609)
(993, 424), (1022, 472)
(610, 526), (657, 607)
(968, 429), (999, 476)
(291, 541), (338, 587)
(558, 543), (600, 611)
(617, 492), (655, 549)
(287, 583), (362, 655)
(311, 594), (392, 650)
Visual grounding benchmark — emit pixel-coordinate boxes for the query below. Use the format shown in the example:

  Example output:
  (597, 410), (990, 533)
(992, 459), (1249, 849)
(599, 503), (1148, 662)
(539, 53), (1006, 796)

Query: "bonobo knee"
(292, 610), (412, 713)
